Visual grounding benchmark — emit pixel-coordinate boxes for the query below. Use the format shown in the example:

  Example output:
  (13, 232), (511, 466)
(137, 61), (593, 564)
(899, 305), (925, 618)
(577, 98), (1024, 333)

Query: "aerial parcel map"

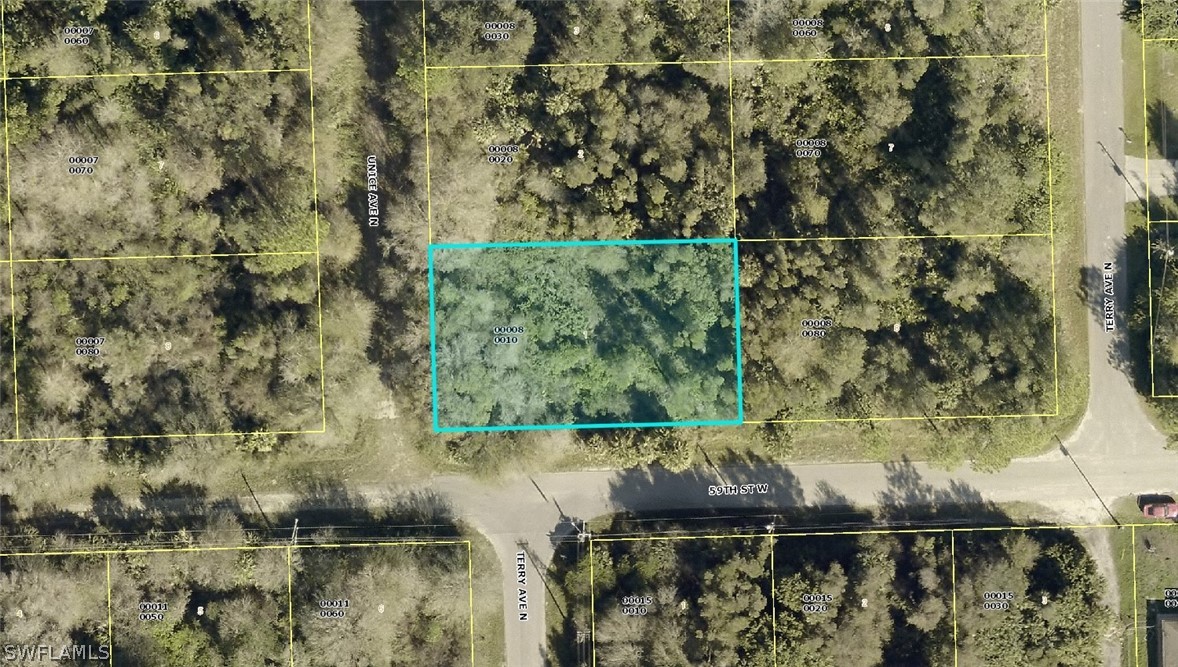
(6, 0), (1178, 666)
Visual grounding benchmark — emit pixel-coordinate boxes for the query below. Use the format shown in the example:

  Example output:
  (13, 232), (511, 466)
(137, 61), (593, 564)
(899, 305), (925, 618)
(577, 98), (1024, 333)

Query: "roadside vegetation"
(1122, 4), (1178, 440)
(548, 517), (1112, 666)
(1136, 0), (1178, 40)
(0, 481), (503, 667)
(0, 0), (1086, 532)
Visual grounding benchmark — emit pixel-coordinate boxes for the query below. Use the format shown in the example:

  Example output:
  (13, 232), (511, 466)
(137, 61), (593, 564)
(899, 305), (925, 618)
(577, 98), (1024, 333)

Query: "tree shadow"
(875, 457), (1009, 526)
(1149, 99), (1178, 163)
(139, 478), (211, 533)
(602, 451), (807, 529)
(1078, 238), (1134, 378)
(275, 478), (461, 542)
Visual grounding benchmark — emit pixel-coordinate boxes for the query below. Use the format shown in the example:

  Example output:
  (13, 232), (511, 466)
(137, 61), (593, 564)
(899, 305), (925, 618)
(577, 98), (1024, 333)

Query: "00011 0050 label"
(138, 601), (167, 621)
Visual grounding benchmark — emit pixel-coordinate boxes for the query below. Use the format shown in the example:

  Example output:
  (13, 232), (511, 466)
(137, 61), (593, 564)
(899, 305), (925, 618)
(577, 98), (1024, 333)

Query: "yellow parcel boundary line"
(589, 536), (598, 667)
(591, 523), (1131, 544)
(0, 538), (470, 558)
(6, 67), (309, 82)
(305, 0), (328, 431)
(1043, 0), (1060, 414)
(10, 250), (318, 264)
(726, 0), (738, 239)
(586, 527), (1128, 664)
(744, 412), (1055, 426)
(106, 553), (114, 667)
(1132, 524), (1141, 667)
(425, 52), (1045, 71)
(769, 534), (778, 666)
(287, 545), (296, 667)
(467, 540), (477, 667)
(951, 532), (959, 667)
(1, 0), (17, 438)
(6, 541), (473, 663)
(422, 0), (434, 246)
(0, 427), (325, 444)
(421, 12), (1059, 426)
(0, 250), (317, 266)
(0, 5), (326, 439)
(739, 232), (1049, 242)
(1145, 7), (1159, 397)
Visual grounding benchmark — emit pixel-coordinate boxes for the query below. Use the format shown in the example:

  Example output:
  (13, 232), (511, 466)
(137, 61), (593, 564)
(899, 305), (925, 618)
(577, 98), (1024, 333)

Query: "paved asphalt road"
(430, 2), (1178, 664)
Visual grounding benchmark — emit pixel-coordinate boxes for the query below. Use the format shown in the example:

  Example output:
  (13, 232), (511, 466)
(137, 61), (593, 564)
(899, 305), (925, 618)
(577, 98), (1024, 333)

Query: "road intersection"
(432, 2), (1178, 663)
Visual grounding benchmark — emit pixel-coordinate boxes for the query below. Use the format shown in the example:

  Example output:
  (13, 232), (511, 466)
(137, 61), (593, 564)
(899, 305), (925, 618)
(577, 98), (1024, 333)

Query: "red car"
(1142, 502), (1178, 519)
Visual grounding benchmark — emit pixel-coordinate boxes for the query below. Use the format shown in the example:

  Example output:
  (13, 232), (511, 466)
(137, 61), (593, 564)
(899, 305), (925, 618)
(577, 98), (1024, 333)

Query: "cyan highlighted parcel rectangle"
(428, 239), (742, 432)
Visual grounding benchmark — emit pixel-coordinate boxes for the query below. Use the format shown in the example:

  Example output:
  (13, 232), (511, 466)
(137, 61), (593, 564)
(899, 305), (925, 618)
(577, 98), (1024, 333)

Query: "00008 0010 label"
(492, 326), (523, 345)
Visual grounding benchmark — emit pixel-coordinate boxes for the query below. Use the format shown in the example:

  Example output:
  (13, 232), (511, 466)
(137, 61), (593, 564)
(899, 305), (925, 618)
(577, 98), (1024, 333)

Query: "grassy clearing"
(469, 532), (507, 667)
(1126, 23), (1149, 159)
(1045, 0), (1089, 446)
(1125, 25), (1178, 161)
(1125, 523), (1178, 666)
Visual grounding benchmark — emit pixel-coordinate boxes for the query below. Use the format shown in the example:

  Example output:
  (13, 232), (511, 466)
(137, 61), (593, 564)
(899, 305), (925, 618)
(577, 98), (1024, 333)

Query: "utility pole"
(240, 472), (273, 531)
(1056, 436), (1121, 527)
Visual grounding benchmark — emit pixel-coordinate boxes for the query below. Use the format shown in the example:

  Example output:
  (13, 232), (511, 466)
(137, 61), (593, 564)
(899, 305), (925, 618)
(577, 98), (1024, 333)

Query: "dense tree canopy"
(433, 243), (737, 427)
(742, 236), (1054, 421)
(557, 525), (1110, 667)
(7, 71), (314, 259)
(0, 0), (1072, 508)
(4, 0), (308, 78)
